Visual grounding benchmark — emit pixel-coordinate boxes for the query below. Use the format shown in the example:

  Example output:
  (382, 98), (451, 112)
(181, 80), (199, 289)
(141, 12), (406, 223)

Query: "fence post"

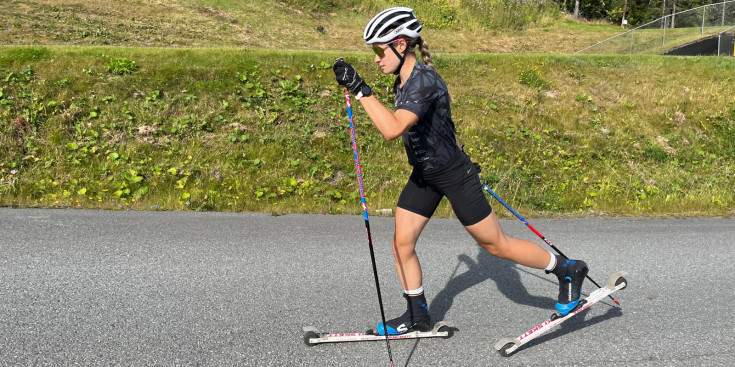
(662, 16), (668, 45)
(723, 1), (726, 27)
(630, 30), (634, 54)
(702, 7), (706, 34)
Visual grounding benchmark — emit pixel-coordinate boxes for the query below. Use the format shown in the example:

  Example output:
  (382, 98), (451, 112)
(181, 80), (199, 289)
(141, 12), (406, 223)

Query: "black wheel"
(498, 342), (517, 357)
(437, 325), (454, 339)
(303, 331), (319, 347)
(615, 276), (628, 290)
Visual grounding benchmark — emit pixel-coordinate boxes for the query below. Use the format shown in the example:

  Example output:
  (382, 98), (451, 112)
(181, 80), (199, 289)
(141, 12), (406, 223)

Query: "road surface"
(1, 209), (733, 366)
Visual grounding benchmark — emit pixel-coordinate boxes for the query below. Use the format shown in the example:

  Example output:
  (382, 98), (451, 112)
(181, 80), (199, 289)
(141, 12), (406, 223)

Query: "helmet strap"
(388, 44), (406, 76)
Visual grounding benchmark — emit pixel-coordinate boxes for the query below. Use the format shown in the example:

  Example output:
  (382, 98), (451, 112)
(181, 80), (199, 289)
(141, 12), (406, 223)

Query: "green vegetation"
(1, 47), (734, 217)
(0, 0), (620, 54)
(1, 1), (733, 217)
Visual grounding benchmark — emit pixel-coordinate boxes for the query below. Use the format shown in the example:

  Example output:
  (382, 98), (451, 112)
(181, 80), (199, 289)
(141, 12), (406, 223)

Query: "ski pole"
(481, 184), (621, 306)
(343, 88), (395, 367)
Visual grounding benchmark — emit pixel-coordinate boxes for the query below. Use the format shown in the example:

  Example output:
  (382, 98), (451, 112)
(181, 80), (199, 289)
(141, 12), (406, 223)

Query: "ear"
(397, 38), (408, 53)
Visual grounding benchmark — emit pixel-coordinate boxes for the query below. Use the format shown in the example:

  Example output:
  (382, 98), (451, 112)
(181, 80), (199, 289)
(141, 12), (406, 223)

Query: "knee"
(479, 239), (510, 258)
(392, 235), (416, 255)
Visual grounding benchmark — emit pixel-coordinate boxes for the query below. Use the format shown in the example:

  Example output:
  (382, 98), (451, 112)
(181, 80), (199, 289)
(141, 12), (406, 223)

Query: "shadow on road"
(430, 248), (555, 322)
(402, 247), (623, 365)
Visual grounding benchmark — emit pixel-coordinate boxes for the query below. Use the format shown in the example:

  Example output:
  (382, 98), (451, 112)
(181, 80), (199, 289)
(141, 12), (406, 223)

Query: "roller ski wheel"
(437, 323), (454, 339)
(494, 271), (628, 357)
(497, 339), (518, 357)
(615, 276), (628, 290)
(302, 326), (320, 347)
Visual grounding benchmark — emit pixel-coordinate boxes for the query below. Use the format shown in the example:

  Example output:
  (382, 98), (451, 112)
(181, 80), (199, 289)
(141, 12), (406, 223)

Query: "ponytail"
(417, 37), (434, 69)
(407, 37), (434, 69)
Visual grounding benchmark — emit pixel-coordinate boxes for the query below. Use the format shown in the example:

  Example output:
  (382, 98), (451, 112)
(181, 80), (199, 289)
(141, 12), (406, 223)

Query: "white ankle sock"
(544, 251), (556, 272)
(405, 286), (424, 296)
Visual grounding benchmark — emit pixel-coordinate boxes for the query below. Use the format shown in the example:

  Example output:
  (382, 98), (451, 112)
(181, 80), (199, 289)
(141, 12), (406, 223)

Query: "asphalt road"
(1, 208), (733, 366)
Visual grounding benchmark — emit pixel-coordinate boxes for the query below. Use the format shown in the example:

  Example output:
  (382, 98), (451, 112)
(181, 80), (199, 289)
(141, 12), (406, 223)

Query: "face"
(372, 38), (406, 74)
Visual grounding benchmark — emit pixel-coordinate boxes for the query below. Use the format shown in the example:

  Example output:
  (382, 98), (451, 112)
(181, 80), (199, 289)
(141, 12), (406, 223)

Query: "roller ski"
(494, 271), (628, 357)
(304, 291), (455, 345)
(302, 321), (453, 346)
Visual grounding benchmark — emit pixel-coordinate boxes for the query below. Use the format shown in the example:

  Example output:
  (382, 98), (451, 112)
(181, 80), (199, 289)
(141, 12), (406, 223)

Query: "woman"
(333, 7), (589, 336)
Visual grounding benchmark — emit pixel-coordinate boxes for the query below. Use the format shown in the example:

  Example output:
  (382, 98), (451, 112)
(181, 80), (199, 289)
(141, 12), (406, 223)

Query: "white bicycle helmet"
(363, 7), (422, 45)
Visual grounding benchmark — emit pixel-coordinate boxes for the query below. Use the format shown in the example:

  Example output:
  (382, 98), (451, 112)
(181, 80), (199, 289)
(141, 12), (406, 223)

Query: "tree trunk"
(723, 1), (727, 26)
(574, 0), (580, 19)
(662, 0), (667, 28)
(671, 0), (676, 29)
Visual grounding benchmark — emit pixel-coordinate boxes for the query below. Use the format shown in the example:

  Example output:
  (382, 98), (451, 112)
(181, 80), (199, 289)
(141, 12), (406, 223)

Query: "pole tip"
(613, 298), (621, 305)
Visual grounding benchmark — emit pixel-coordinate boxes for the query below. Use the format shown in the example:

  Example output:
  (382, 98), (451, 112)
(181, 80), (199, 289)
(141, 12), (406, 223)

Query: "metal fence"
(718, 25), (735, 55)
(577, 0), (735, 55)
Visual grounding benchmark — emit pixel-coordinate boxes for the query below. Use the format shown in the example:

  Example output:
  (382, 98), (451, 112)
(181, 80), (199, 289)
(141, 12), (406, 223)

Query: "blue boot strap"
(555, 298), (581, 316)
(376, 322), (401, 336)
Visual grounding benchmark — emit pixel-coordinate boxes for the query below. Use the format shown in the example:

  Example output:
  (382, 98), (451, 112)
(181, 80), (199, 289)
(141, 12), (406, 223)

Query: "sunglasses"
(371, 38), (404, 58)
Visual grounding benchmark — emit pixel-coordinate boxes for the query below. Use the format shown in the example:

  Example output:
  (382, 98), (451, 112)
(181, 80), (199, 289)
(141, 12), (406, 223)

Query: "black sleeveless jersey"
(394, 62), (460, 172)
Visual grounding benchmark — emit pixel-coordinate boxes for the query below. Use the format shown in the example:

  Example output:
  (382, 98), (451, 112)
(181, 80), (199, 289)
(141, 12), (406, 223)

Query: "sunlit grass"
(1, 46), (734, 217)
(2, 0), (606, 54)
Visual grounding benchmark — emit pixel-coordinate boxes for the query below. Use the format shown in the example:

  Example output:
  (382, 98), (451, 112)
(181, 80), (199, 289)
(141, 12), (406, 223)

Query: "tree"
(554, 0), (718, 26)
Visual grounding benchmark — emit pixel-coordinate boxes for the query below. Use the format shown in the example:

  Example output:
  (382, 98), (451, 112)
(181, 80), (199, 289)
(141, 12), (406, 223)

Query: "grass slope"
(1, 0), (623, 54)
(2, 47), (734, 217)
(1, 1), (733, 217)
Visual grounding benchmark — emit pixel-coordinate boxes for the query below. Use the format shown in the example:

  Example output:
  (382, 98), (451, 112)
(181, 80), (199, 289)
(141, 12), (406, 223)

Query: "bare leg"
(392, 207), (431, 290)
(467, 212), (592, 316)
(465, 212), (552, 269)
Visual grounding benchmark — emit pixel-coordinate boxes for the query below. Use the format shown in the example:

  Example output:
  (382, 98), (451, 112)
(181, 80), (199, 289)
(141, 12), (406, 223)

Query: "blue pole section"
(345, 90), (369, 222)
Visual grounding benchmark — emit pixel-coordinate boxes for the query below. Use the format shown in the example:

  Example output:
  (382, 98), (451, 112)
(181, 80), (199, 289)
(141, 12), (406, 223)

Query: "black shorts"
(397, 153), (492, 226)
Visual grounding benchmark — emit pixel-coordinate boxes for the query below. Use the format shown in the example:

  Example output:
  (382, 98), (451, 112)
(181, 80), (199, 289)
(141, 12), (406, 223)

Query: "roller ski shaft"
(303, 321), (454, 346)
(495, 271), (628, 357)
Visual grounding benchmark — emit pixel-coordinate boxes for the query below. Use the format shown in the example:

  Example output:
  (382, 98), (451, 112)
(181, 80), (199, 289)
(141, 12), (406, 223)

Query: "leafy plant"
(106, 57), (138, 75)
(518, 67), (549, 89)
(643, 143), (669, 162)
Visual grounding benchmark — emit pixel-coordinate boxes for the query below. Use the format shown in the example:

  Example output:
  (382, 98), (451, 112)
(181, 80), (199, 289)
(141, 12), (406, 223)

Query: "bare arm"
(358, 95), (418, 141)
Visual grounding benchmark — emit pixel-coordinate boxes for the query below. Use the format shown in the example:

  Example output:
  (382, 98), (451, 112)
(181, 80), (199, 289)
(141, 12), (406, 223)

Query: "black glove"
(333, 58), (372, 99)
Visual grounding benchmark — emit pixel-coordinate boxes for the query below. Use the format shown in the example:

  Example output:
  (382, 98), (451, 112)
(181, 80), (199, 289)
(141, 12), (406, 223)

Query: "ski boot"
(375, 293), (431, 335)
(551, 258), (589, 316)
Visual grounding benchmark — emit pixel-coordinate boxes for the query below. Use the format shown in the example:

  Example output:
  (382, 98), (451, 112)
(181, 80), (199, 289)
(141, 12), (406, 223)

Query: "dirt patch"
(134, 125), (156, 143)
(673, 111), (686, 124)
(194, 6), (238, 24)
(653, 136), (677, 155)
(11, 116), (30, 137)
(229, 122), (248, 131)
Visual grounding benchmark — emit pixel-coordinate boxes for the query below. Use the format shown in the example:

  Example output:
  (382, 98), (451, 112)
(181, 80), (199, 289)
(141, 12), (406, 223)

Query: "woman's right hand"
(333, 58), (369, 95)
